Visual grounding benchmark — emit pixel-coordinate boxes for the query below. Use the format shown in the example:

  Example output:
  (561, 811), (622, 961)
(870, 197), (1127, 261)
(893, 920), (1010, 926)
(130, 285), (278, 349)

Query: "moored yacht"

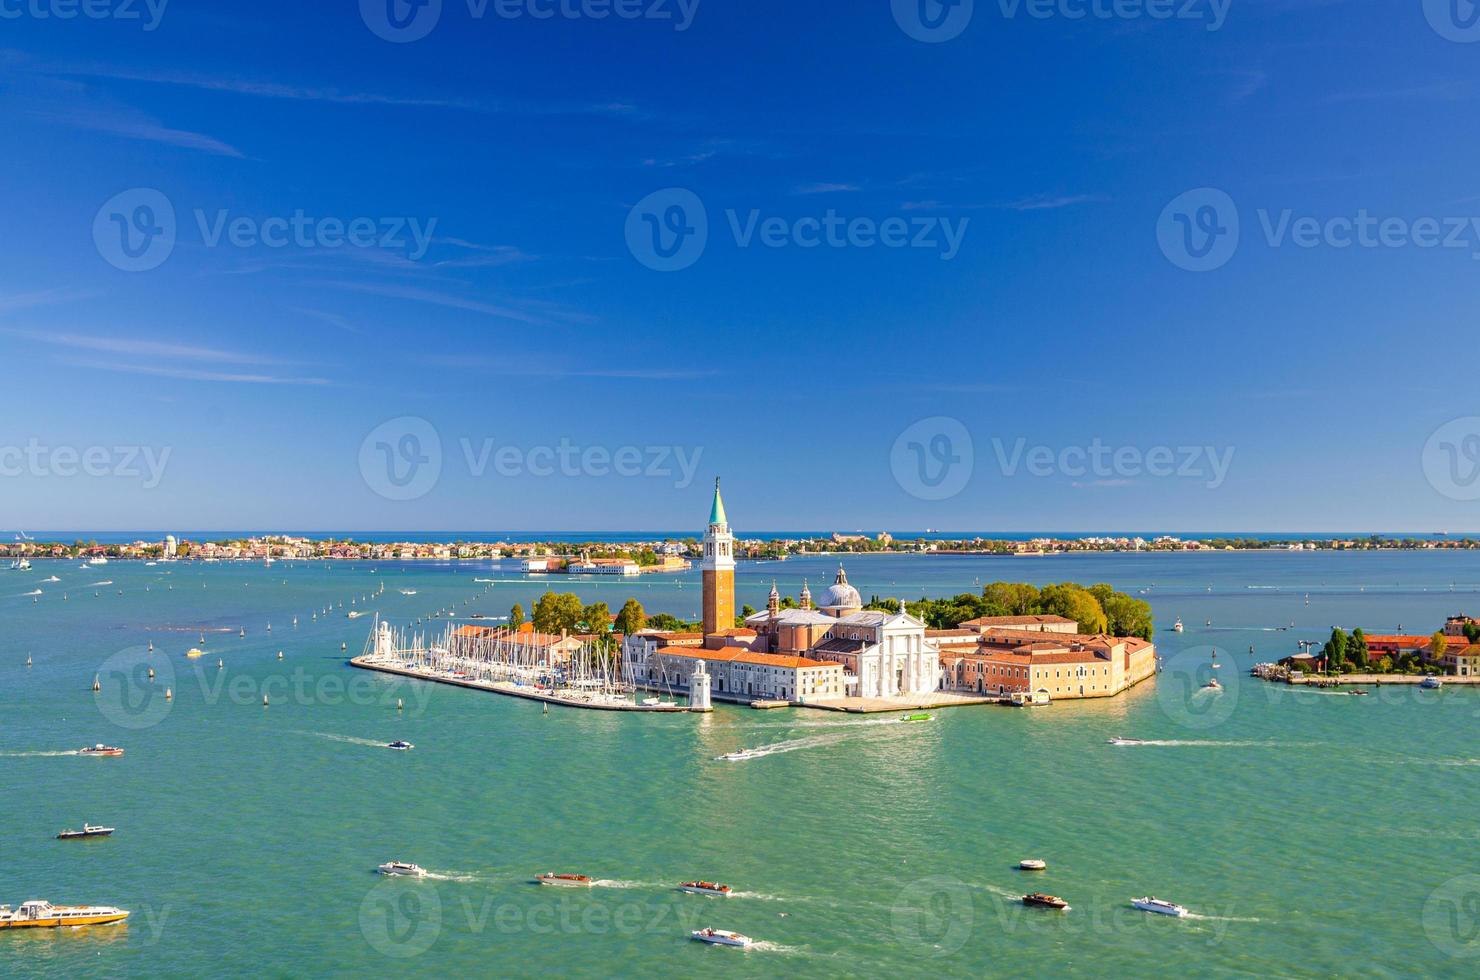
(678, 881), (732, 897)
(1132, 896), (1189, 917)
(56, 824), (114, 840)
(690, 927), (753, 948)
(376, 861), (427, 877)
(1420, 676), (1443, 690)
(0, 900), (129, 929)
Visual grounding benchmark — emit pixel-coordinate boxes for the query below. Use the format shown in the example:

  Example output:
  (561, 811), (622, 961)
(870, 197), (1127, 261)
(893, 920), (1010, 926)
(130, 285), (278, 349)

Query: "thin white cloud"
(793, 182), (861, 195)
(1, 328), (278, 364)
(61, 359), (332, 386)
(1001, 194), (1107, 212)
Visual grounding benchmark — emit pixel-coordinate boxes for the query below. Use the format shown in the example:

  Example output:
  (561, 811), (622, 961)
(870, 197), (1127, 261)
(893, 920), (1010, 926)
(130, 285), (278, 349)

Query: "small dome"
(820, 566), (861, 610)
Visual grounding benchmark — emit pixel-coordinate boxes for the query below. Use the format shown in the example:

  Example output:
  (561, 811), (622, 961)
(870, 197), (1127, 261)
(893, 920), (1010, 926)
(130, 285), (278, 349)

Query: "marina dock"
(349, 655), (693, 712)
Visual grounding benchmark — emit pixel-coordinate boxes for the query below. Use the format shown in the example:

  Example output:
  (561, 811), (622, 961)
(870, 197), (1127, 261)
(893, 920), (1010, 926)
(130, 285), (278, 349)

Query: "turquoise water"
(5, 552), (1480, 977)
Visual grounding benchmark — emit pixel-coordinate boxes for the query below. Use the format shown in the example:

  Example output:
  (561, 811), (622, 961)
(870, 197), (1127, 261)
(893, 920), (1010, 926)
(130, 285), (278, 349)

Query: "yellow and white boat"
(0, 900), (129, 929)
(185, 648), (206, 658)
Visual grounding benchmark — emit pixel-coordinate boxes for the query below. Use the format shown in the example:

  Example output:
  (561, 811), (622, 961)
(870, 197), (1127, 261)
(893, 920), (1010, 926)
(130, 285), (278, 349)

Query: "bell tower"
(701, 478), (735, 635)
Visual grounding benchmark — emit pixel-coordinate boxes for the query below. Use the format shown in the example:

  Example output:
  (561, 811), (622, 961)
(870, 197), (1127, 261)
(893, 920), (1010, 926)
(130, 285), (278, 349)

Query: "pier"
(350, 655), (692, 712)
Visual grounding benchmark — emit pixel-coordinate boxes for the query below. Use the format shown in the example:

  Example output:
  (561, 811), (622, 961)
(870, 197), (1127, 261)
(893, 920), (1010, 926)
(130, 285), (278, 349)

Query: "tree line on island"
(1305, 623), (1474, 675)
(506, 580), (1154, 642)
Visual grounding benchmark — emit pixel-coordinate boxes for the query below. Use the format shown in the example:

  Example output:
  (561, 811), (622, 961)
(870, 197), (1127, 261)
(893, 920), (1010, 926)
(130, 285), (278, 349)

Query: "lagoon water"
(5, 550), (1480, 977)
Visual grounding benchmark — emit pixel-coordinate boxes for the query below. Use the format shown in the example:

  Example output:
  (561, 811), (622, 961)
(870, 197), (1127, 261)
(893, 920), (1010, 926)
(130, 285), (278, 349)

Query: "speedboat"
(78, 744), (123, 757)
(1132, 896), (1189, 917)
(717, 749), (763, 762)
(901, 712), (933, 723)
(1022, 892), (1070, 911)
(1107, 737), (1144, 746)
(387, 740), (414, 751)
(1202, 678), (1222, 691)
(678, 881), (732, 897)
(1420, 677), (1443, 690)
(536, 873), (593, 888)
(1018, 859), (1047, 871)
(1172, 619), (1184, 632)
(691, 927), (753, 948)
(186, 648), (206, 658)
(56, 824), (115, 840)
(376, 862), (427, 877)
(0, 900), (129, 929)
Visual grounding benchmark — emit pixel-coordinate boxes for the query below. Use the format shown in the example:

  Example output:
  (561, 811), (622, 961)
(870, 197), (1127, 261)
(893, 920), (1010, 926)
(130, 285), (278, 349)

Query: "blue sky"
(3, 0), (1480, 533)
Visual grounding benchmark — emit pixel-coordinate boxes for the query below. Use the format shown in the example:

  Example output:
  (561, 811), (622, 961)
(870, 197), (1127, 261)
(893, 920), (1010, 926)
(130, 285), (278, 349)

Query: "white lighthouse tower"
(690, 659), (713, 712)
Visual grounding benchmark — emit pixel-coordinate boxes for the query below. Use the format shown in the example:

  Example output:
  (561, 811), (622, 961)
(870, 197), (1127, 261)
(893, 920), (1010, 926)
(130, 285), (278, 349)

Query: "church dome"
(820, 565), (861, 610)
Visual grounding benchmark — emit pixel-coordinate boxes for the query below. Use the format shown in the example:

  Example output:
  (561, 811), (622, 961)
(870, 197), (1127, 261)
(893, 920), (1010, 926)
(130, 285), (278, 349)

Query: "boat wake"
(88, 580), (113, 587)
(1109, 739), (1279, 748)
(727, 891), (784, 901)
(20, 589), (42, 596)
(748, 717), (903, 731)
(1185, 911), (1262, 923)
(0, 750), (81, 757)
(291, 731), (401, 749)
(717, 734), (846, 761)
(591, 879), (652, 890)
(747, 941), (800, 954)
(423, 870), (481, 882)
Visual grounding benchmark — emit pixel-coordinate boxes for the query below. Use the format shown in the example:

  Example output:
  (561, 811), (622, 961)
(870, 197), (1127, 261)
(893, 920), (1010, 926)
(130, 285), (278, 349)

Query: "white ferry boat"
(1132, 896), (1189, 917)
(377, 861), (427, 878)
(691, 927), (753, 948)
(0, 900), (129, 929)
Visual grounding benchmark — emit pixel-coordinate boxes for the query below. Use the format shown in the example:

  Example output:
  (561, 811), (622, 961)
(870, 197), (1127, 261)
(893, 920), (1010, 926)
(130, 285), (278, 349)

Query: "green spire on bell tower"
(709, 477), (727, 526)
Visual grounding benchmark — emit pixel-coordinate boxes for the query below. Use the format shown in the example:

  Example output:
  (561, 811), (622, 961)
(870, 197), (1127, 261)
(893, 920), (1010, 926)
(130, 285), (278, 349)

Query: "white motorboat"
(717, 749), (763, 762)
(678, 881), (733, 897)
(377, 861), (427, 878)
(78, 744), (124, 757)
(1420, 676), (1443, 690)
(1202, 678), (1222, 691)
(691, 927), (753, 948)
(1107, 737), (1143, 746)
(387, 740), (414, 751)
(1132, 896), (1189, 917)
(87, 557), (108, 566)
(1172, 618), (1184, 632)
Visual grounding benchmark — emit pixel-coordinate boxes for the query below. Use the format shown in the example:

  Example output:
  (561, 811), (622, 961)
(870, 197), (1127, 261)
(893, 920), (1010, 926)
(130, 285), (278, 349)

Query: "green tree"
(581, 601), (611, 633)
(532, 591), (583, 634)
(614, 598), (646, 637)
(509, 603), (525, 628)
(740, 603), (756, 618)
(646, 612), (695, 632)
(1038, 583), (1108, 635)
(1348, 628), (1369, 671)
(1464, 623), (1480, 644)
(1322, 628), (1349, 673)
(1097, 589), (1154, 640)
(982, 582), (1040, 615)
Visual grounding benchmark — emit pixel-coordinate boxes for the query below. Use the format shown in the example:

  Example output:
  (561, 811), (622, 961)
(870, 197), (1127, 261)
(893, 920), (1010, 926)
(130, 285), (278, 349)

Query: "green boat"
(901, 713), (933, 723)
